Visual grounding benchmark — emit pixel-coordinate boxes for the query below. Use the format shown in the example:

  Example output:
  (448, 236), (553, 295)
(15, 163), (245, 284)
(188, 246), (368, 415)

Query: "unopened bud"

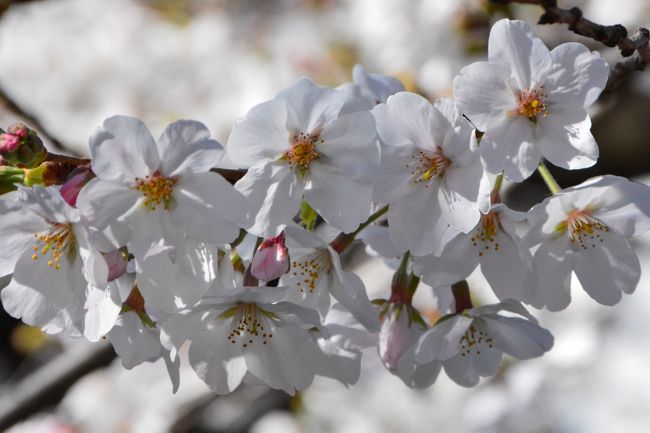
(60, 165), (94, 206)
(251, 231), (290, 281)
(0, 124), (47, 168)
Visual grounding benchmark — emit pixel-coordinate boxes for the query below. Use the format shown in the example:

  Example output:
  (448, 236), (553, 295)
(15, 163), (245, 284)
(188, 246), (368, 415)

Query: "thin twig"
(0, 341), (115, 431)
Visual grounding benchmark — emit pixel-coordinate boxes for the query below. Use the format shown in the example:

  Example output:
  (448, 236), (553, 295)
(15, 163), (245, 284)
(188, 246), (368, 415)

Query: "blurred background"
(1, 0), (650, 432)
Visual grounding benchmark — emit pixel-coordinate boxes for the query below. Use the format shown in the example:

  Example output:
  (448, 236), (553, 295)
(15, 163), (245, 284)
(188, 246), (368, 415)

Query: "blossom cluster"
(1, 19), (649, 394)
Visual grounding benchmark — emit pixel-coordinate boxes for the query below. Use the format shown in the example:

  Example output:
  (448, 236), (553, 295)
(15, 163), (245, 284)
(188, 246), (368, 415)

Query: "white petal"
(277, 78), (344, 132)
(76, 178), (140, 233)
(0, 192), (47, 277)
(329, 262), (379, 331)
(530, 238), (573, 311)
(453, 61), (517, 131)
(304, 163), (373, 233)
(352, 64), (405, 103)
(415, 315), (473, 363)
(537, 106), (598, 170)
(90, 116), (160, 183)
(108, 311), (162, 369)
(319, 110), (379, 180)
(571, 230), (640, 305)
(83, 283), (121, 342)
(235, 162), (304, 237)
(172, 172), (245, 244)
(188, 314), (247, 394)
(157, 120), (223, 177)
(546, 42), (609, 108)
(481, 115), (540, 182)
(244, 324), (321, 395)
(483, 315), (554, 359)
(18, 185), (79, 224)
(227, 99), (290, 166)
(487, 19), (552, 90)
(440, 164), (483, 233)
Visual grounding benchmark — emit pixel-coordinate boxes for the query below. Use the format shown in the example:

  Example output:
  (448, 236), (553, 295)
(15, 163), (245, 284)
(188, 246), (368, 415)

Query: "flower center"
(459, 323), (494, 357)
(283, 130), (322, 174)
(31, 223), (75, 270)
(134, 171), (177, 211)
(407, 148), (450, 188)
(516, 87), (548, 121)
(470, 211), (500, 257)
(555, 208), (610, 250)
(221, 302), (278, 348)
(290, 249), (333, 294)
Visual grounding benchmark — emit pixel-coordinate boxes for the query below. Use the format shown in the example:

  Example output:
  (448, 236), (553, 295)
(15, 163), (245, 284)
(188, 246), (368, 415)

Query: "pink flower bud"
(103, 249), (128, 282)
(0, 133), (20, 152)
(60, 165), (94, 206)
(378, 303), (412, 372)
(251, 231), (289, 281)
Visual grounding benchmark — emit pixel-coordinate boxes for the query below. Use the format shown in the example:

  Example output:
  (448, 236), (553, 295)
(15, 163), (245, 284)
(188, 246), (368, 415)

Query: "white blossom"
(454, 19), (609, 181)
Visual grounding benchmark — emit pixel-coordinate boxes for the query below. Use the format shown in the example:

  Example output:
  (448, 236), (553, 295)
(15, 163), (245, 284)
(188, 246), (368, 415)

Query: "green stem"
(537, 161), (561, 194)
(330, 205), (389, 253)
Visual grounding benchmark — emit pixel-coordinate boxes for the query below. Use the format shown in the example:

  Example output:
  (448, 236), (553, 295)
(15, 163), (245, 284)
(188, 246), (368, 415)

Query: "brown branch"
(490, 0), (650, 89)
(0, 341), (115, 431)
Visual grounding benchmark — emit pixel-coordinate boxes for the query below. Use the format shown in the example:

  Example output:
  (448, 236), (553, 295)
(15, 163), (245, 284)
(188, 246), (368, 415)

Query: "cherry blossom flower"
(280, 225), (379, 331)
(372, 93), (490, 256)
(454, 19), (609, 181)
(77, 116), (246, 259)
(415, 300), (554, 387)
(526, 175), (650, 311)
(413, 203), (533, 303)
(0, 186), (108, 336)
(160, 286), (354, 395)
(227, 78), (379, 236)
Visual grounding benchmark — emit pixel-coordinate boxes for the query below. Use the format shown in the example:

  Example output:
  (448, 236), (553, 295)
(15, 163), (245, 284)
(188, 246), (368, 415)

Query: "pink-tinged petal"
(172, 172), (245, 244)
(244, 324), (322, 395)
(453, 61), (517, 131)
(103, 250), (128, 282)
(483, 315), (554, 360)
(537, 106), (598, 170)
(60, 166), (94, 206)
(530, 238), (573, 311)
(157, 120), (223, 177)
(571, 230), (640, 305)
(90, 116), (160, 183)
(379, 304), (418, 371)
(277, 78), (344, 133)
(235, 161), (304, 237)
(76, 178), (140, 233)
(227, 99), (290, 166)
(546, 42), (609, 108)
(304, 163), (373, 234)
(481, 115), (540, 182)
(251, 232), (290, 281)
(487, 19), (552, 90)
